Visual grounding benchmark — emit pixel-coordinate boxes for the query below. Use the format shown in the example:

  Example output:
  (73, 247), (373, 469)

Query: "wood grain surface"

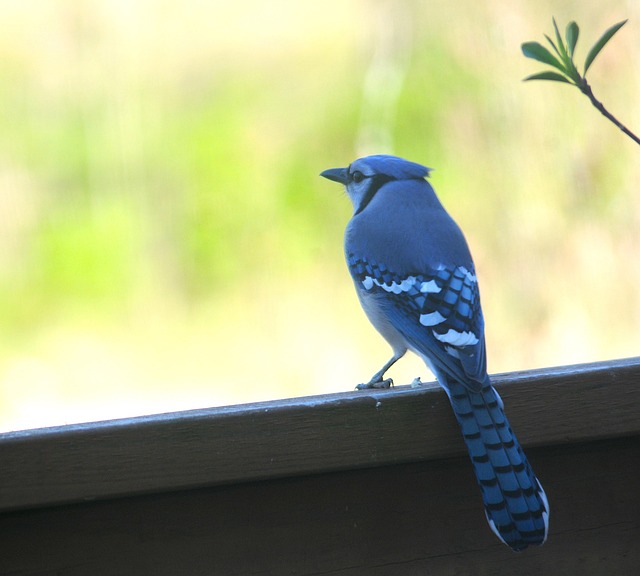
(1, 356), (639, 511)
(0, 437), (638, 575)
(0, 357), (639, 574)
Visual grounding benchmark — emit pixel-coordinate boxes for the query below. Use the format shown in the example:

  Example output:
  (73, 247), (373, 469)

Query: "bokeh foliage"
(1, 0), (639, 430)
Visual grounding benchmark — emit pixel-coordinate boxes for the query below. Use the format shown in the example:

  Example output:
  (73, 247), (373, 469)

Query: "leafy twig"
(521, 19), (639, 147)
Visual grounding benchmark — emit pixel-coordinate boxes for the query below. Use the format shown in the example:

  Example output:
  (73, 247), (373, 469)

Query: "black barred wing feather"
(348, 254), (487, 390)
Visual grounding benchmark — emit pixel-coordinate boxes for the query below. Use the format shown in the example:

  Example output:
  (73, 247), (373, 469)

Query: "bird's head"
(320, 154), (432, 215)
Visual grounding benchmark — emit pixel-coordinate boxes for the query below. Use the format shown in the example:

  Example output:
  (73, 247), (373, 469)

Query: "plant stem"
(579, 80), (640, 146)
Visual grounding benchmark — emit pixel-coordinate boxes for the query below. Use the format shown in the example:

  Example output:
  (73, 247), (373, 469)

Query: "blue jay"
(320, 154), (549, 551)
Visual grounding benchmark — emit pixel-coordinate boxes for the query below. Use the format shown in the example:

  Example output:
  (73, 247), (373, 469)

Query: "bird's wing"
(348, 254), (487, 390)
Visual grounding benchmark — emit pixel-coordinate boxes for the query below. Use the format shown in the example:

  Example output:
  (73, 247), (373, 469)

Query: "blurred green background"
(1, 0), (638, 431)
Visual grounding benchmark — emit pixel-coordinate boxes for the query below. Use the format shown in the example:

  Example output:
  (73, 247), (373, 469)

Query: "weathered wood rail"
(1, 357), (639, 575)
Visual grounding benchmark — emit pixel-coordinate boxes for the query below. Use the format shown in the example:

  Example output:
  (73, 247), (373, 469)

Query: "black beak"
(320, 167), (348, 184)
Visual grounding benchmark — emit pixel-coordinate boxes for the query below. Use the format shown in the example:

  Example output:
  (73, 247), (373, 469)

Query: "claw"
(354, 352), (405, 392)
(355, 378), (394, 390)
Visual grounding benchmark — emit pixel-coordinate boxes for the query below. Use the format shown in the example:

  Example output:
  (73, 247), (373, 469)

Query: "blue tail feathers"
(446, 378), (549, 551)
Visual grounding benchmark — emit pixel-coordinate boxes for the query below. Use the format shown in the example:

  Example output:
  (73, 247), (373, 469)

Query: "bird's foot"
(355, 378), (394, 390)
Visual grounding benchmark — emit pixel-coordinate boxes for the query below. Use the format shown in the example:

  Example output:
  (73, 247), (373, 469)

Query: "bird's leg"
(356, 351), (405, 390)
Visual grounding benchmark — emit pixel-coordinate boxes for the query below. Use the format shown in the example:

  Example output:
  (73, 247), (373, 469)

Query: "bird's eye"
(351, 170), (365, 183)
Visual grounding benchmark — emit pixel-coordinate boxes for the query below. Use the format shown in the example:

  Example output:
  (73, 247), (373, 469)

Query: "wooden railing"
(1, 357), (639, 575)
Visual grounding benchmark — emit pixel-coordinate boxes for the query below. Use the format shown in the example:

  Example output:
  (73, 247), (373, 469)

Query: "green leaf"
(521, 42), (566, 72)
(523, 71), (574, 84)
(544, 34), (562, 58)
(552, 17), (570, 64)
(584, 20), (627, 74)
(566, 21), (579, 56)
